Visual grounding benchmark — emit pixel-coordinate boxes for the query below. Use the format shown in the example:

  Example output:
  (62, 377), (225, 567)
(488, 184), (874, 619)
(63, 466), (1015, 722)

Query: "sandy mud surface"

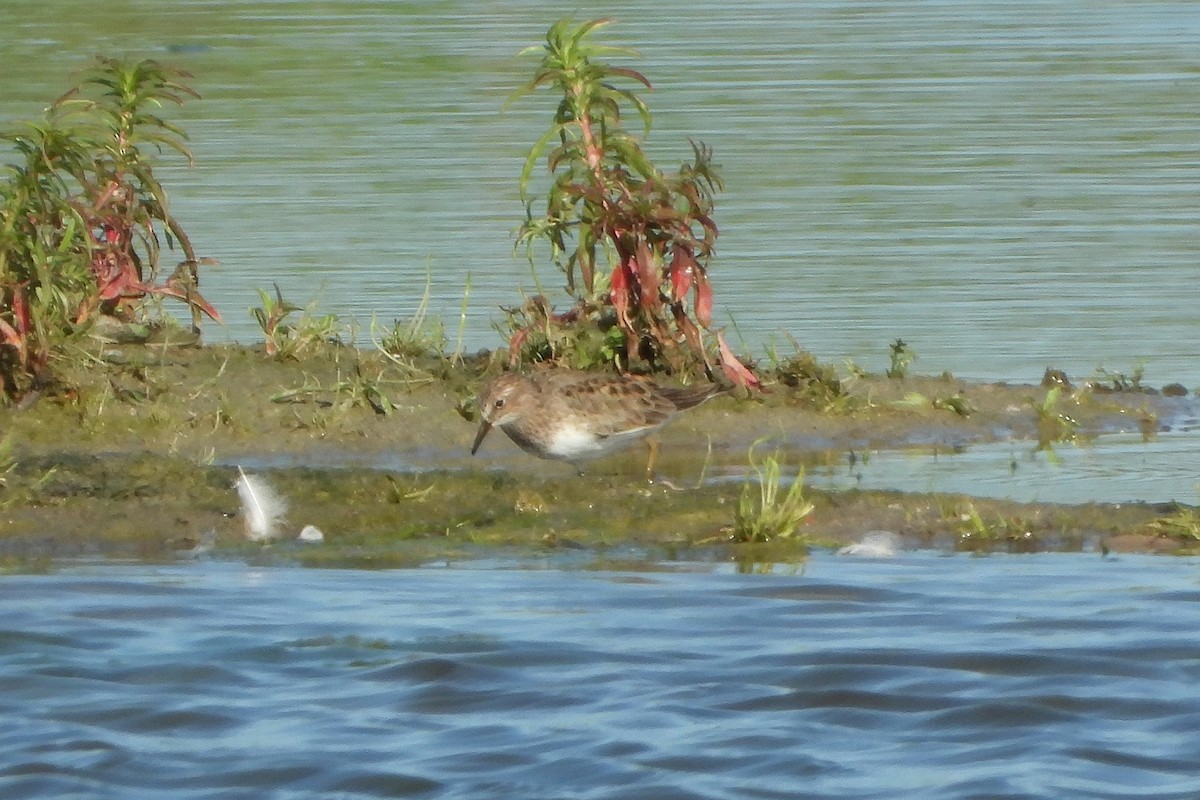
(0, 343), (1195, 569)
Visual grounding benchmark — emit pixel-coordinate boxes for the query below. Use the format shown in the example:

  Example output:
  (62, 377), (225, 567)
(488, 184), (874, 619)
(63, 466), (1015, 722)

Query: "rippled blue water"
(2, 556), (1198, 799)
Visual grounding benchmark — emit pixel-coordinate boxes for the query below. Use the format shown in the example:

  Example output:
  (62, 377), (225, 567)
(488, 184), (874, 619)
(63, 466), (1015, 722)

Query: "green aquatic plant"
(374, 275), (447, 362)
(764, 335), (850, 410)
(0, 57), (219, 401)
(384, 474), (436, 504)
(730, 442), (815, 544)
(507, 17), (758, 387)
(499, 293), (626, 372)
(894, 391), (974, 417)
(953, 501), (1037, 550)
(886, 338), (916, 379)
(251, 284), (301, 356)
(1088, 363), (1146, 393)
(932, 393), (974, 417)
(335, 362), (395, 416)
(251, 285), (341, 360)
(843, 358), (869, 380)
(449, 272), (471, 365)
(372, 272), (476, 381)
(1146, 503), (1200, 541)
(1030, 386), (1078, 449)
(270, 358), (395, 416)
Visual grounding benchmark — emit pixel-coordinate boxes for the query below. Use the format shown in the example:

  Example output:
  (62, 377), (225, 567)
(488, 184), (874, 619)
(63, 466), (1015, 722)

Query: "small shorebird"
(470, 370), (725, 477)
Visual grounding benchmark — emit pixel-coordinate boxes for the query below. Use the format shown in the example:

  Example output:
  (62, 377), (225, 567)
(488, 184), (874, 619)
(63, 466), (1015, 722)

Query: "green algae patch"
(281, 469), (745, 554)
(0, 450), (1190, 567)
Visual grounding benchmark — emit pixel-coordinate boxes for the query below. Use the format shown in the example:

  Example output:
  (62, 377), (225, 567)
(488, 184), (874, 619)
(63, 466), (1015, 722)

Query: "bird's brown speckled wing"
(551, 373), (676, 438)
(657, 383), (725, 411)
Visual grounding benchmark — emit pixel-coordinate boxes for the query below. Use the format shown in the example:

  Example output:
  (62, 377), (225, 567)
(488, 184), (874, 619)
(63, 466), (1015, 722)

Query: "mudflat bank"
(0, 341), (1196, 569)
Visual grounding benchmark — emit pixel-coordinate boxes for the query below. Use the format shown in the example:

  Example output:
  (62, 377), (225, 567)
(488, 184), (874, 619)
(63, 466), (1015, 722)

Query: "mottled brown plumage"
(470, 370), (725, 471)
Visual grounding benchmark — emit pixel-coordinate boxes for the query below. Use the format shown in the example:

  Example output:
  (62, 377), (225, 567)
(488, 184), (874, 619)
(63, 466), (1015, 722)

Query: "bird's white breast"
(544, 423), (650, 460)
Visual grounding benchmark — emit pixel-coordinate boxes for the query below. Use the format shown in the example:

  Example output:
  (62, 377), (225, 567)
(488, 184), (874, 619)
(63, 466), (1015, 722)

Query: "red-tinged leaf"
(158, 283), (223, 322)
(671, 303), (705, 356)
(92, 182), (123, 213)
(100, 281), (144, 301)
(635, 239), (660, 311)
(694, 272), (713, 327)
(0, 318), (23, 349)
(716, 331), (761, 389)
(552, 305), (580, 325)
(74, 296), (99, 326)
(151, 284), (188, 303)
(669, 247), (695, 301)
(98, 264), (156, 301)
(649, 207), (678, 225)
(507, 328), (529, 367)
(605, 65), (653, 90)
(610, 261), (634, 331)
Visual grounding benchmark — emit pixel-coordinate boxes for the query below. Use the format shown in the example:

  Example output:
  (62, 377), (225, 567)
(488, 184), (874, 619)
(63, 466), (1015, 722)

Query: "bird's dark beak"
(470, 420), (492, 455)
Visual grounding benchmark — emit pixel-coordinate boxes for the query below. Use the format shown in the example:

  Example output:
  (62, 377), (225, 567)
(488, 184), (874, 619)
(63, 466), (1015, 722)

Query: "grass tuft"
(730, 442), (815, 544)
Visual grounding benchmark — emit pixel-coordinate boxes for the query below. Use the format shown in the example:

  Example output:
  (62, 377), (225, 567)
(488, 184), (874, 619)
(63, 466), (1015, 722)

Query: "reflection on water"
(1, 558), (1198, 799)
(2, 0), (1199, 383)
(811, 430), (1200, 506)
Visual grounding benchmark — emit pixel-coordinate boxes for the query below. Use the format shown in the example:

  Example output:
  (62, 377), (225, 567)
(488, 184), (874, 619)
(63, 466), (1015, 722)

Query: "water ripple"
(0, 555), (1198, 799)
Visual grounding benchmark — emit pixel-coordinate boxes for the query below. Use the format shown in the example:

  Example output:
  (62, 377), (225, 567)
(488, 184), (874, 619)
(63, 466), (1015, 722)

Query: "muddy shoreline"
(0, 342), (1196, 569)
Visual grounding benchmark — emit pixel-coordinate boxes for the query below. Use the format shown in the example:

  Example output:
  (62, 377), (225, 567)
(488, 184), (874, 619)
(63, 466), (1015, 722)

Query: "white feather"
(837, 530), (900, 558)
(236, 466), (288, 541)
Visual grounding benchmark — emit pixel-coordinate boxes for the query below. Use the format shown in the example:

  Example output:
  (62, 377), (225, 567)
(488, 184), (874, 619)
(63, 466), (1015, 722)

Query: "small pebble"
(298, 525), (325, 543)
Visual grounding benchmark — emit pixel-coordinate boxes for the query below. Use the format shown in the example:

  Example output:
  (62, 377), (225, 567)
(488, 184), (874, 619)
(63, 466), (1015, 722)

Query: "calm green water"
(3, 0), (1198, 384)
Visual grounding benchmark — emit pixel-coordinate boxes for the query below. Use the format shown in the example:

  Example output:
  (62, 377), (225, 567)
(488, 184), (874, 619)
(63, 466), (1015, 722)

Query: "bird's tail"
(660, 382), (730, 411)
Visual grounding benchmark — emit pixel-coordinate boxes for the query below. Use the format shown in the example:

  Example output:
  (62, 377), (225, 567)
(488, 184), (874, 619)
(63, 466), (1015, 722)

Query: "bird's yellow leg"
(644, 437), (660, 483)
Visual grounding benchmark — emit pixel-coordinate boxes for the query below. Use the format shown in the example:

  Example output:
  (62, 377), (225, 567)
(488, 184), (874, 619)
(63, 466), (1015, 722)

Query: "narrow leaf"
(610, 261), (633, 331)
(635, 239), (659, 311)
(669, 247), (695, 301)
(604, 66), (653, 90)
(519, 124), (565, 199)
(716, 331), (761, 389)
(694, 272), (713, 327)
